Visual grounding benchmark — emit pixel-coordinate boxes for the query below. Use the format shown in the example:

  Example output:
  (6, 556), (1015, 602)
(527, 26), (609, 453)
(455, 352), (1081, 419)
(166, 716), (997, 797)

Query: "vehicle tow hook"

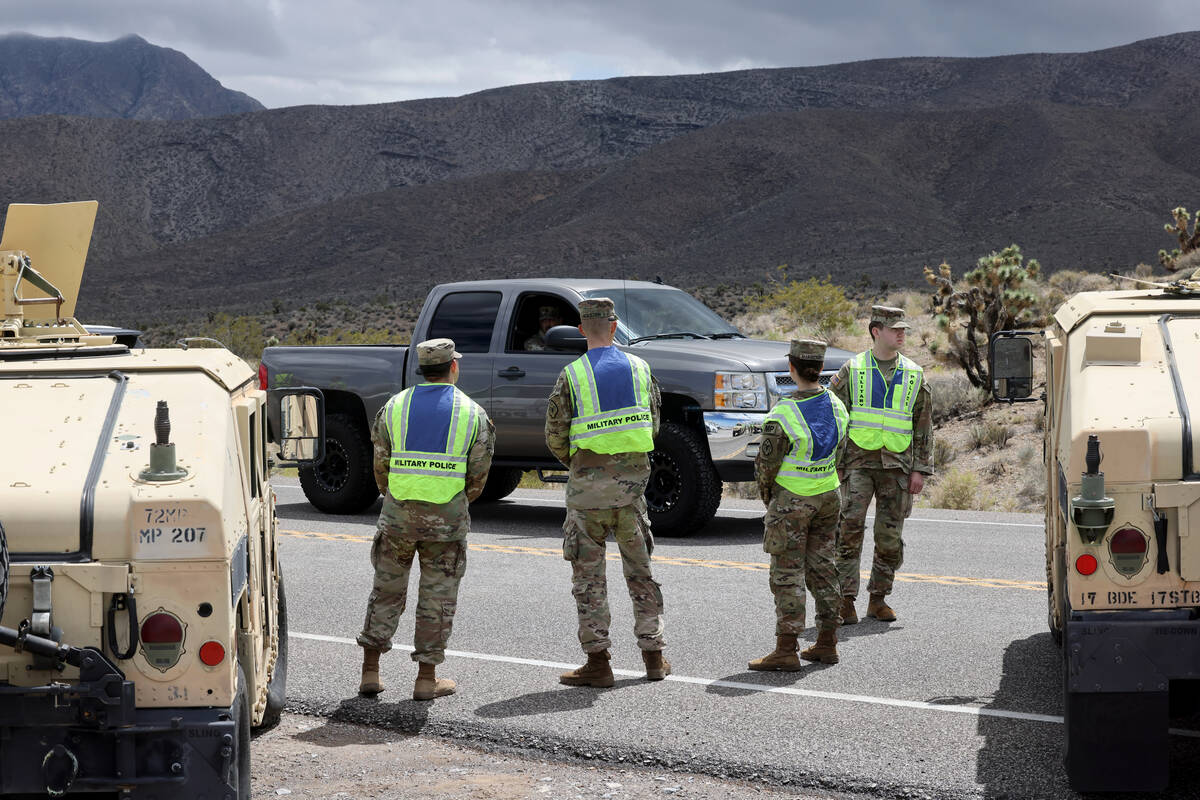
(43, 744), (79, 797)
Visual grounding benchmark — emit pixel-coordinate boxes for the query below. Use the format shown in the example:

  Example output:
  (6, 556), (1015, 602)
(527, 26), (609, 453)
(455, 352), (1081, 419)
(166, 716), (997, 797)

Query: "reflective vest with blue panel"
(564, 346), (655, 456)
(845, 351), (923, 453)
(387, 383), (482, 504)
(767, 389), (849, 496)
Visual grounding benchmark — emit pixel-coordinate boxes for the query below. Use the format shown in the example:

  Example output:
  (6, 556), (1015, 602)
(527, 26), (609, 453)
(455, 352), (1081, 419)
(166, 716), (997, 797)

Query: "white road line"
(290, 631), (1058, 725)
(272, 485), (1042, 529)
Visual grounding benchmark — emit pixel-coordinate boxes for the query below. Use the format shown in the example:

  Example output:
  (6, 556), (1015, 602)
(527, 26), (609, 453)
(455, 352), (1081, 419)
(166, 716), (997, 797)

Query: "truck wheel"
(231, 665), (252, 799)
(298, 413), (379, 514)
(646, 422), (722, 536)
(1048, 548), (1065, 647)
(259, 572), (288, 730)
(474, 466), (523, 503)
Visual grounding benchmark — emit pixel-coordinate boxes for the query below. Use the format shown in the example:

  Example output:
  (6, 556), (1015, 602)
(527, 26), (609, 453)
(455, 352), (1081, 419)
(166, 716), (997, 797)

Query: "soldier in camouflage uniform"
(830, 306), (933, 624)
(357, 338), (495, 701)
(750, 339), (849, 669)
(545, 297), (668, 687)
(524, 305), (564, 351)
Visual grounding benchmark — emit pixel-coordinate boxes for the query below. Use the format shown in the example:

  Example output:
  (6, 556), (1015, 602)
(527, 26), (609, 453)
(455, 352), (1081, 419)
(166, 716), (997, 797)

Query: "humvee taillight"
(1110, 527), (1149, 577)
(258, 363), (268, 391)
(1076, 554), (1098, 575)
(140, 610), (186, 672)
(198, 640), (225, 666)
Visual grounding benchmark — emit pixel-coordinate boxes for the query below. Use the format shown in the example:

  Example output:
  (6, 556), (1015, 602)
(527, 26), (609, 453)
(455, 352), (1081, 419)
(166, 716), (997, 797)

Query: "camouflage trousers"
(563, 501), (665, 653)
(764, 488), (842, 634)
(357, 533), (466, 665)
(836, 467), (913, 598)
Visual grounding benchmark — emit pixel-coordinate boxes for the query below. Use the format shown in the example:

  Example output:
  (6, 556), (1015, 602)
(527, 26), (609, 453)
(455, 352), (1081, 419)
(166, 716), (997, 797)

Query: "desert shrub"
(750, 268), (856, 343)
(1017, 445), (1046, 505)
(927, 370), (989, 420)
(929, 469), (994, 510)
(933, 438), (957, 470)
(1047, 269), (1115, 296)
(968, 422), (1012, 451)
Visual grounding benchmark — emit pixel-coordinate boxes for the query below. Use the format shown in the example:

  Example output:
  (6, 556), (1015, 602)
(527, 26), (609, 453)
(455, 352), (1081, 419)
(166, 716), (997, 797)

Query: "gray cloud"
(3, 0), (1197, 107)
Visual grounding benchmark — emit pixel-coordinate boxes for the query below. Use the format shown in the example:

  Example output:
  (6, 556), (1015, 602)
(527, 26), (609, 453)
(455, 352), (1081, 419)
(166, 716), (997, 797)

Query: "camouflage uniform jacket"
(755, 387), (849, 506)
(370, 389), (496, 542)
(545, 366), (662, 510)
(828, 353), (933, 475)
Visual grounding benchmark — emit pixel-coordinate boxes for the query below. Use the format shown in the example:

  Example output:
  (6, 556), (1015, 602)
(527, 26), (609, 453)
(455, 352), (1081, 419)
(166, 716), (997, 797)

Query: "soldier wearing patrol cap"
(829, 306), (933, 624)
(524, 305), (564, 351)
(545, 297), (669, 687)
(750, 339), (849, 669)
(357, 338), (495, 701)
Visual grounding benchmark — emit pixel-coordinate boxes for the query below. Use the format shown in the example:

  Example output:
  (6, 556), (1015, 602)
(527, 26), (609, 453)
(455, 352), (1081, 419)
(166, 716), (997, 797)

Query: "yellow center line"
(280, 528), (1047, 591)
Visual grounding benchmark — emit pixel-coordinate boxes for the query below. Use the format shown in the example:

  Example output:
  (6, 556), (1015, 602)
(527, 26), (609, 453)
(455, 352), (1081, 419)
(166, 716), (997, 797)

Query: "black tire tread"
(298, 412), (379, 514)
(649, 422), (722, 537)
(258, 571), (287, 729)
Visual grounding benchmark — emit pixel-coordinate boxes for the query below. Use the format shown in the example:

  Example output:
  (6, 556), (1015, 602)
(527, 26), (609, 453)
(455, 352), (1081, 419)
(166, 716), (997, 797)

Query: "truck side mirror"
(269, 388), (325, 466)
(989, 333), (1035, 403)
(545, 324), (587, 353)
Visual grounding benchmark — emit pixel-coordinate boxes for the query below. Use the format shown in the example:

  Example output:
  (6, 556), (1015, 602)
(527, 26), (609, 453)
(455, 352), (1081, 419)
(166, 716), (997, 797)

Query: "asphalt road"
(272, 480), (1200, 799)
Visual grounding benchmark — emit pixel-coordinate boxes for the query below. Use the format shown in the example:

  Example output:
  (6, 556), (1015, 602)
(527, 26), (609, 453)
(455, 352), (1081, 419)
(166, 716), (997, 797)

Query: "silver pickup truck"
(262, 279), (849, 535)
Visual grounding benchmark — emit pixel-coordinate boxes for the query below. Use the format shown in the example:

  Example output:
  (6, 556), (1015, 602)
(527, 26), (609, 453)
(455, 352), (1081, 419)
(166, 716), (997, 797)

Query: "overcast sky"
(5, 1), (1199, 108)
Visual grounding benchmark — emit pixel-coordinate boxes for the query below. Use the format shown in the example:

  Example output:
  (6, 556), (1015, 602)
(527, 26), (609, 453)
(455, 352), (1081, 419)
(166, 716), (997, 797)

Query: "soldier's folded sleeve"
(755, 421), (788, 505)
(912, 382), (934, 475)
(371, 404), (391, 495)
(544, 372), (574, 466)
(464, 415), (497, 503)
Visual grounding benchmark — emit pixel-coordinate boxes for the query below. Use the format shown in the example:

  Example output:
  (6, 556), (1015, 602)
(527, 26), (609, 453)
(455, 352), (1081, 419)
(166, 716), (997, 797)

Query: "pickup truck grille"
(768, 371), (832, 400)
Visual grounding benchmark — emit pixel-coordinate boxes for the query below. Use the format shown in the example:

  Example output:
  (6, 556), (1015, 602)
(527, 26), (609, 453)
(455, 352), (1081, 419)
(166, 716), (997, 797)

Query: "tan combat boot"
(840, 596), (858, 625)
(748, 634), (802, 671)
(800, 629), (839, 664)
(867, 593), (897, 622)
(642, 650), (672, 681)
(559, 650), (615, 688)
(412, 662), (456, 701)
(358, 647), (384, 696)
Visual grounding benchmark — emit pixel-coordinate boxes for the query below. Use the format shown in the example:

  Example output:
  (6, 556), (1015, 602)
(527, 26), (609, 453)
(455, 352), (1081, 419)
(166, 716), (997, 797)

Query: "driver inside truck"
(523, 303), (565, 351)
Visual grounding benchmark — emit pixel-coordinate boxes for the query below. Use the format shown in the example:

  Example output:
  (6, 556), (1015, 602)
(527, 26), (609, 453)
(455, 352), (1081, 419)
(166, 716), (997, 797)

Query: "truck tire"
(259, 572), (288, 730)
(231, 665), (252, 799)
(646, 422), (722, 537)
(474, 466), (523, 502)
(298, 413), (379, 514)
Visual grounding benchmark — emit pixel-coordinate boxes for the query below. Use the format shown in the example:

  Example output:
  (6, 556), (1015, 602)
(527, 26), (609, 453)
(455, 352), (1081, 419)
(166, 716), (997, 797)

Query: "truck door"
(490, 291), (580, 459)
(418, 290), (500, 410)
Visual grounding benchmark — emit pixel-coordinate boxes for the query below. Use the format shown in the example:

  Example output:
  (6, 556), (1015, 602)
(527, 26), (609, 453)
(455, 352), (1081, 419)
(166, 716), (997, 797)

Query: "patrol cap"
(539, 305), (561, 321)
(789, 338), (827, 360)
(416, 337), (462, 366)
(869, 305), (911, 329)
(578, 297), (618, 321)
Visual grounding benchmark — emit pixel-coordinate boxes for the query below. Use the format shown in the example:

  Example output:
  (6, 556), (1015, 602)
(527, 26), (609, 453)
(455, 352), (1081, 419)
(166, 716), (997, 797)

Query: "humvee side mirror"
(989, 333), (1036, 403)
(270, 388), (325, 466)
(545, 324), (587, 352)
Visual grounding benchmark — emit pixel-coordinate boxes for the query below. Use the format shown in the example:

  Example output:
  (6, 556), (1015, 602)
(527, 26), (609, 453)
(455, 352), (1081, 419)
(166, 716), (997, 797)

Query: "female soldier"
(750, 338), (849, 669)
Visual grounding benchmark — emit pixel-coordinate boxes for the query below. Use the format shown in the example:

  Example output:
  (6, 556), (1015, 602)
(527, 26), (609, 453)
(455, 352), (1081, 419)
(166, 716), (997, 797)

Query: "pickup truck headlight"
(714, 372), (767, 411)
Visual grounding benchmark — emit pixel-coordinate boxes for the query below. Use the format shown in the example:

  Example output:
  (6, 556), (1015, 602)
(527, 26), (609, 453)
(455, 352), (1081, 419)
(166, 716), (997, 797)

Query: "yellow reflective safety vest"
(846, 351), (923, 453)
(386, 383), (482, 504)
(564, 346), (655, 456)
(766, 389), (849, 496)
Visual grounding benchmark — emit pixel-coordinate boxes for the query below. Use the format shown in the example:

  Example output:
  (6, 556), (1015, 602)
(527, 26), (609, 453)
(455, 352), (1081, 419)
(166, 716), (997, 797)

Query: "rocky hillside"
(0, 33), (263, 120)
(0, 31), (1198, 320)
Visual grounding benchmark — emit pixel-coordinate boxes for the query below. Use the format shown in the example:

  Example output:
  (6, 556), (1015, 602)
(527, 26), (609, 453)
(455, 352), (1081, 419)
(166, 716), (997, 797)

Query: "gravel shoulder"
(253, 713), (840, 800)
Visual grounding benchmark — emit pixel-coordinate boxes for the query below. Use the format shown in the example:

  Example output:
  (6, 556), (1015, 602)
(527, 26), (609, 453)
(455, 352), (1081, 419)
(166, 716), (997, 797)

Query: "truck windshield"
(581, 288), (741, 343)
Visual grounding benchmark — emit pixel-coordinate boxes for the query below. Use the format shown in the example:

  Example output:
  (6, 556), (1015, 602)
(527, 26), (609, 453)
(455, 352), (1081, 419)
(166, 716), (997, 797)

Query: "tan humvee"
(992, 277), (1200, 793)
(0, 202), (323, 798)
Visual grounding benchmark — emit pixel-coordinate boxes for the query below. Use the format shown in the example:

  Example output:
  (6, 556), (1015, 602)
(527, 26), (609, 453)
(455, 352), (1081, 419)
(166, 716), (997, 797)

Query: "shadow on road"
(474, 681), (643, 718)
(976, 633), (1200, 798)
(704, 666), (833, 697)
